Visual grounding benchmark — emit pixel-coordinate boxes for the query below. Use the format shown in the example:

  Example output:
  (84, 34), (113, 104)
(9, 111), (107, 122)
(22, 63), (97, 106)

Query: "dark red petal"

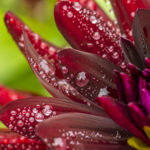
(58, 48), (119, 101)
(54, 1), (126, 70)
(145, 57), (150, 68)
(0, 96), (105, 139)
(121, 38), (144, 69)
(64, 0), (118, 29)
(97, 96), (150, 145)
(5, 11), (72, 100)
(114, 70), (138, 103)
(128, 102), (149, 128)
(67, 143), (132, 150)
(139, 77), (150, 115)
(142, 68), (150, 81)
(0, 129), (48, 150)
(113, 70), (126, 103)
(36, 113), (130, 150)
(140, 88), (150, 116)
(127, 63), (142, 81)
(0, 85), (29, 106)
(23, 30), (104, 111)
(4, 11), (60, 63)
(133, 9), (150, 64)
(120, 72), (138, 103)
(110, 0), (150, 40)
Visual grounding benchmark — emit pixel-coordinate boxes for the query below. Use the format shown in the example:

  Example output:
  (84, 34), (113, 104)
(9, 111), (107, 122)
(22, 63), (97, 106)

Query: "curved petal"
(142, 69), (150, 81)
(4, 11), (60, 62)
(5, 11), (94, 107)
(128, 102), (150, 128)
(139, 77), (150, 115)
(58, 48), (119, 101)
(113, 70), (126, 102)
(119, 72), (138, 103)
(4, 11), (70, 100)
(0, 128), (48, 150)
(23, 30), (104, 112)
(0, 85), (29, 106)
(114, 71), (138, 103)
(65, 0), (118, 28)
(54, 1), (126, 70)
(110, 0), (150, 40)
(127, 63), (142, 81)
(133, 9), (150, 64)
(121, 38), (144, 69)
(36, 113), (130, 150)
(140, 88), (150, 116)
(0, 96), (105, 139)
(145, 58), (150, 68)
(97, 96), (150, 145)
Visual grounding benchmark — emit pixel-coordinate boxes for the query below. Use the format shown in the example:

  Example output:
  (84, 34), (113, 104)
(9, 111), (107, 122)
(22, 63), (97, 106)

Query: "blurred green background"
(0, 0), (114, 96)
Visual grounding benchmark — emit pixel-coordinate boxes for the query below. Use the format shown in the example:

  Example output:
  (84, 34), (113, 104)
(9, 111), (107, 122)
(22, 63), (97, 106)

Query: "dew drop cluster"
(60, 1), (126, 70)
(8, 104), (55, 138)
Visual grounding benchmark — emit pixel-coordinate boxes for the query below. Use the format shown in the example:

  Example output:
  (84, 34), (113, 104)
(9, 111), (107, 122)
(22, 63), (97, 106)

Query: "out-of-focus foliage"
(96, 0), (115, 20)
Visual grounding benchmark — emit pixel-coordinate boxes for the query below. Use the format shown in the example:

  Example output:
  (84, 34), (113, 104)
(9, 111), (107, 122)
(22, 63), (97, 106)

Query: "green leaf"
(95, 0), (115, 20)
(0, 122), (6, 128)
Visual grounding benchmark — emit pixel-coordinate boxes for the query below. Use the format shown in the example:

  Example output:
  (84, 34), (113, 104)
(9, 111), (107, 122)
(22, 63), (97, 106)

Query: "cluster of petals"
(0, 0), (150, 150)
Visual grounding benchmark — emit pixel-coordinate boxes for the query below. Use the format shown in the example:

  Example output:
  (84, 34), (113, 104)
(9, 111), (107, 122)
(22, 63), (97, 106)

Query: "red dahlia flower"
(0, 0), (150, 149)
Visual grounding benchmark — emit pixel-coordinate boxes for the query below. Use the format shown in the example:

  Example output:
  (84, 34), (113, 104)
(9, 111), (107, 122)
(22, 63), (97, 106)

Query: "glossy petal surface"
(127, 63), (142, 81)
(121, 38), (144, 69)
(23, 31), (106, 116)
(55, 1), (126, 70)
(5, 11), (60, 62)
(0, 96), (104, 139)
(120, 72), (138, 103)
(110, 0), (150, 40)
(139, 78), (150, 115)
(133, 9), (150, 64)
(59, 48), (119, 101)
(128, 102), (149, 128)
(36, 113), (130, 150)
(60, 0), (114, 24)
(97, 96), (150, 145)
(0, 85), (29, 106)
(5, 11), (77, 101)
(0, 129), (48, 150)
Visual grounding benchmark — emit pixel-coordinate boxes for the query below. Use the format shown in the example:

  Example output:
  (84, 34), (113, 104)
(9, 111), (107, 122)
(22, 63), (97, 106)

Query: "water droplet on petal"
(90, 15), (97, 24)
(9, 124), (14, 130)
(10, 110), (17, 116)
(93, 32), (100, 40)
(87, 43), (93, 48)
(29, 117), (35, 123)
(73, 2), (82, 11)
(42, 105), (53, 116)
(62, 66), (68, 74)
(63, 5), (67, 11)
(35, 113), (44, 122)
(98, 88), (109, 97)
(76, 72), (89, 87)
(67, 11), (73, 18)
(32, 108), (38, 114)
(17, 120), (24, 127)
